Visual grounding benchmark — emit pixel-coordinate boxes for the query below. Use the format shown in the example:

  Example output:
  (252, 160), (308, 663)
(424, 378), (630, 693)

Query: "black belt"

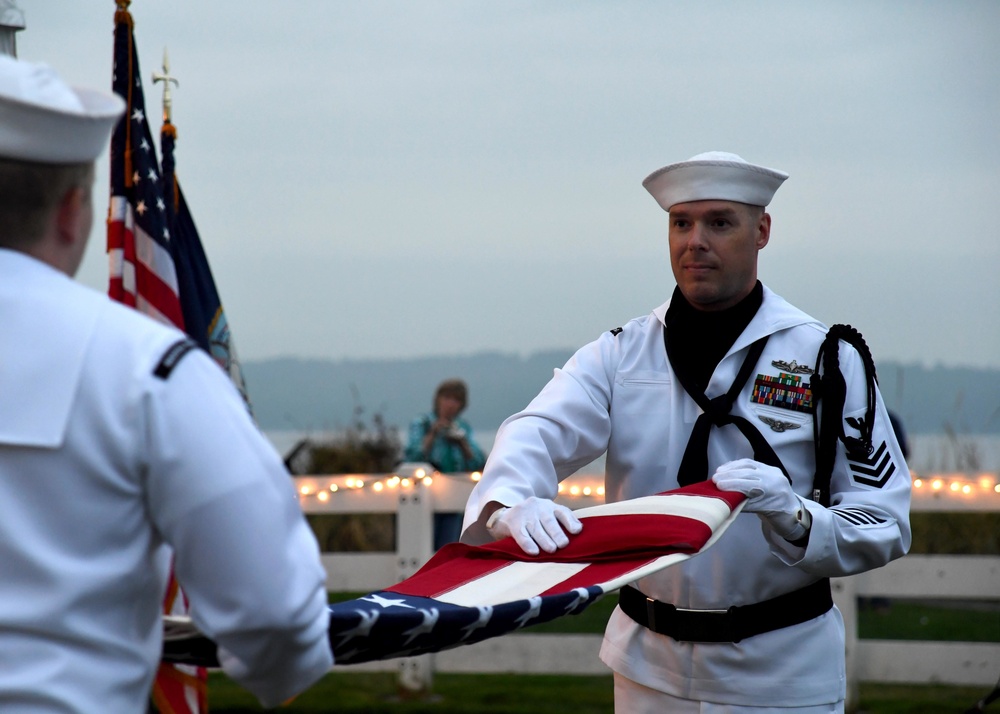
(618, 578), (832, 643)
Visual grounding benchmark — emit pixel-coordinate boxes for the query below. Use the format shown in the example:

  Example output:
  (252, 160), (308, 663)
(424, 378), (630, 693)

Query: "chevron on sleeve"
(830, 507), (887, 526)
(846, 441), (896, 488)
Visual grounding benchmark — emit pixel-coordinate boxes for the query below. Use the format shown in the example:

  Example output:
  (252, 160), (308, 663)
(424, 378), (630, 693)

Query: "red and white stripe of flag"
(107, 196), (184, 328)
(391, 482), (745, 607)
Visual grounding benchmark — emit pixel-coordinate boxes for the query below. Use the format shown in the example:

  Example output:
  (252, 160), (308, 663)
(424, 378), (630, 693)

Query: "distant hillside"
(243, 352), (1000, 436)
(877, 362), (1000, 436)
(243, 350), (575, 434)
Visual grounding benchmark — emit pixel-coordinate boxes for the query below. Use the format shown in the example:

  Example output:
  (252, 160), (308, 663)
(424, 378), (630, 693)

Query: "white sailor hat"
(642, 151), (788, 212)
(0, 55), (124, 164)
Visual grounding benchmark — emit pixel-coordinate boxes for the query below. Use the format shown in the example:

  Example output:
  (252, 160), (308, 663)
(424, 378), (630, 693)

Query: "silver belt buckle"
(675, 605), (736, 643)
(675, 606), (728, 615)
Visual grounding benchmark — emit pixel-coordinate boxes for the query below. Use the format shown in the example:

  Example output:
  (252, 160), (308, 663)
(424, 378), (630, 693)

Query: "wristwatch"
(485, 506), (509, 532)
(785, 506), (813, 547)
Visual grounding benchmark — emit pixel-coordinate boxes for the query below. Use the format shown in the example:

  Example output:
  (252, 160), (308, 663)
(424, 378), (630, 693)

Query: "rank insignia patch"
(847, 441), (896, 488)
(751, 372), (814, 413)
(153, 339), (197, 380)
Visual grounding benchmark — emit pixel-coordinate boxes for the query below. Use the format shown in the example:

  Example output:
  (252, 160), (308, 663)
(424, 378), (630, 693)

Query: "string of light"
(296, 467), (484, 503)
(911, 473), (1000, 497)
(295, 468), (998, 505)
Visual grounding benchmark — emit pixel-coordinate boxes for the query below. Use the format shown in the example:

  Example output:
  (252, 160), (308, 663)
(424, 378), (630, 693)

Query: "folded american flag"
(163, 482), (744, 666)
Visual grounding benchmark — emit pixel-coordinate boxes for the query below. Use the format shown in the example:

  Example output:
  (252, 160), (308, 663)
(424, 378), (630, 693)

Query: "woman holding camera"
(405, 379), (486, 473)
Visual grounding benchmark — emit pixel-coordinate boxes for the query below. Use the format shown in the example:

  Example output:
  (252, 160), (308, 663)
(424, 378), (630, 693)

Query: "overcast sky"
(17, 1), (1000, 369)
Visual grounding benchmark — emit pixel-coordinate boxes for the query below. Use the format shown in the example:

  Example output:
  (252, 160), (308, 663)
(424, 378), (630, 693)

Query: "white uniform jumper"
(0, 249), (332, 711)
(462, 284), (911, 706)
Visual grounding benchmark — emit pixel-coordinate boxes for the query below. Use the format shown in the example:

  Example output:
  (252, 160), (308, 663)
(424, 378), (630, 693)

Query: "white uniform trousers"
(613, 673), (844, 713)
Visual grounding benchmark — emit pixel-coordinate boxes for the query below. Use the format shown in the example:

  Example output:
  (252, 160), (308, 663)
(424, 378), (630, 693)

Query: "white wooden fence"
(297, 464), (1000, 706)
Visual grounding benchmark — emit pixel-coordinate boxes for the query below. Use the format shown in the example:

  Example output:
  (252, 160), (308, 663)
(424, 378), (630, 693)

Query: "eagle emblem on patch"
(758, 416), (802, 432)
(751, 372), (814, 414)
(846, 416), (867, 433)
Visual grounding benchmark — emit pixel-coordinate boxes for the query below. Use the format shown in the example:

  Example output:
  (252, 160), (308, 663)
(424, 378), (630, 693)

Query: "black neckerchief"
(663, 282), (788, 485)
(663, 281), (763, 392)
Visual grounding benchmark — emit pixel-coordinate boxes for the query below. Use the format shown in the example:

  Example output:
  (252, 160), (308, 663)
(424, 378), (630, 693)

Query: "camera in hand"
(444, 424), (466, 441)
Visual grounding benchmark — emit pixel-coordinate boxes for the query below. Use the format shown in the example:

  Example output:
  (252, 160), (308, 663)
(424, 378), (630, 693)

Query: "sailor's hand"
(711, 458), (811, 541)
(486, 497), (583, 556)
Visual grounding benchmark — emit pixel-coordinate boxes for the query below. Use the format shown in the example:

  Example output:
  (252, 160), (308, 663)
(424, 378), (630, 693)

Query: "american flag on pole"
(108, 7), (182, 328)
(163, 482), (745, 667)
(108, 5), (247, 711)
(108, 5), (250, 409)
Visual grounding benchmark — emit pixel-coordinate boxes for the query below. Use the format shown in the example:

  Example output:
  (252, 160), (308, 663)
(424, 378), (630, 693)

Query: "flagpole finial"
(1, 1), (25, 58)
(152, 47), (179, 124)
(114, 0), (132, 28)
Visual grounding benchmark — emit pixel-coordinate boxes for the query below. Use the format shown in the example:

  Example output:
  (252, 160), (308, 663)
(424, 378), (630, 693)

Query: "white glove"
(711, 458), (811, 541)
(486, 497), (583, 556)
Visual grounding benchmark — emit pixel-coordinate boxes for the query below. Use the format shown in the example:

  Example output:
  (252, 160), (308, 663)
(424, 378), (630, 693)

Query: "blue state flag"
(160, 122), (252, 410)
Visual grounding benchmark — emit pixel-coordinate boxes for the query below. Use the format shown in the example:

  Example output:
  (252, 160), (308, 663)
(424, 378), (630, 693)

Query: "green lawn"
(207, 672), (991, 713)
(859, 600), (1000, 642)
(208, 673), (614, 713)
(855, 683), (996, 714)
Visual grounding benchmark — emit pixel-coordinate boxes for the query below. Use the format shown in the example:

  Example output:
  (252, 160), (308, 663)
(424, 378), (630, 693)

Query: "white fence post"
(831, 576), (859, 712)
(394, 464), (436, 696)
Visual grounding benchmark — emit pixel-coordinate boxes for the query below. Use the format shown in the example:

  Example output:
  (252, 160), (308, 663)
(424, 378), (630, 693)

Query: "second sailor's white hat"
(642, 151), (788, 212)
(0, 55), (124, 164)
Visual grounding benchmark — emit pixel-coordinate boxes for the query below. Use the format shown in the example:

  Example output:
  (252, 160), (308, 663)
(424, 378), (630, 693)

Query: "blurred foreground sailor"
(0, 56), (331, 710)
(462, 151), (911, 712)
